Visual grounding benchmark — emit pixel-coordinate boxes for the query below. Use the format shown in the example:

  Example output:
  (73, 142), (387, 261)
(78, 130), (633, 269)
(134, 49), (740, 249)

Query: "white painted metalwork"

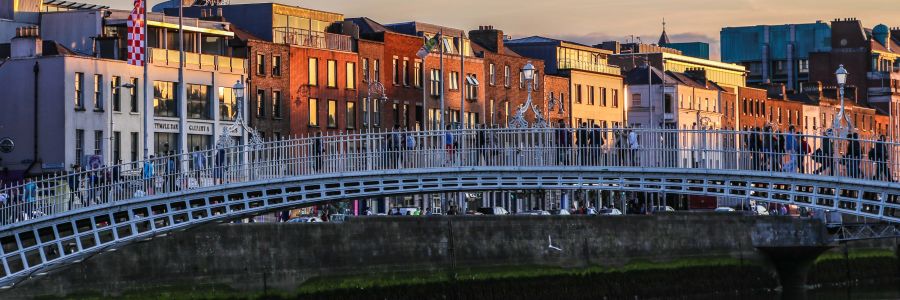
(0, 127), (900, 288)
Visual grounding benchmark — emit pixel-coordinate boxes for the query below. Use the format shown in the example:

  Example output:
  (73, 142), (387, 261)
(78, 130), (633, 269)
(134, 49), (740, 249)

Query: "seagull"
(548, 235), (562, 251)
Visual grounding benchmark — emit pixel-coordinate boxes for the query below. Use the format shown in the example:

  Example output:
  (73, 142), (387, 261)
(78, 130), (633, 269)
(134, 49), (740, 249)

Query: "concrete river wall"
(4, 213), (899, 299)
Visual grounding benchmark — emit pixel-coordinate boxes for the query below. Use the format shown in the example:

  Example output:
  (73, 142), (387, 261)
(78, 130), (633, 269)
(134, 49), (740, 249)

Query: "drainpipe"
(24, 61), (40, 176)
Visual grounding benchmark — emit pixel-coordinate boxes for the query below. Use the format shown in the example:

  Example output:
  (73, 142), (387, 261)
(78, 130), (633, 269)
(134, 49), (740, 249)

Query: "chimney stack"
(12, 26), (42, 58)
(468, 25), (504, 53)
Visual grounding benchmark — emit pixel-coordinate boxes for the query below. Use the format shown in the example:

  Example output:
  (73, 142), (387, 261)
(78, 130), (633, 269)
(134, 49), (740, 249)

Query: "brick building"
(737, 86), (769, 130)
(180, 3), (359, 136)
(469, 26), (547, 127)
(233, 31), (292, 139)
(543, 75), (571, 125)
(507, 36), (625, 130)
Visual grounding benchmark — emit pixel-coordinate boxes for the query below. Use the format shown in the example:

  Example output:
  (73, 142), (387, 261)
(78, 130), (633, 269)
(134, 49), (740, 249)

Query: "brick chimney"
(763, 83), (786, 100)
(11, 26), (41, 58)
(684, 68), (708, 84)
(468, 25), (504, 53)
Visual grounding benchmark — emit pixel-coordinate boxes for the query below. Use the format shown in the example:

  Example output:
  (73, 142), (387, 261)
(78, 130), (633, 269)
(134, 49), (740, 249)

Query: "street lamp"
(833, 64), (852, 136)
(509, 61), (546, 128)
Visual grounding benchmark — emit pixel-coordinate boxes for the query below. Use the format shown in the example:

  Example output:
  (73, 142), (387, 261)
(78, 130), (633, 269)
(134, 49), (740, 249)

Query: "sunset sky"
(96, 0), (900, 59)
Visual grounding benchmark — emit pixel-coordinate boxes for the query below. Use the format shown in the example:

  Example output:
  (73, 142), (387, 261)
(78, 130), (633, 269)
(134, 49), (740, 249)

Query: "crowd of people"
(0, 125), (896, 225)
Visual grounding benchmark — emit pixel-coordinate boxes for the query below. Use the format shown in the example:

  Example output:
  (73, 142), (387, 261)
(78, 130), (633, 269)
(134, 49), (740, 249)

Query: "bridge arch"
(2, 165), (900, 288)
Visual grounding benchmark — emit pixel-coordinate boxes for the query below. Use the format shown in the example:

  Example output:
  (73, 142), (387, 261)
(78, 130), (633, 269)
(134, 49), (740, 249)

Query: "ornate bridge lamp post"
(832, 65), (853, 177)
(365, 81), (388, 171)
(216, 80), (264, 180)
(833, 65), (853, 136)
(508, 61), (549, 129)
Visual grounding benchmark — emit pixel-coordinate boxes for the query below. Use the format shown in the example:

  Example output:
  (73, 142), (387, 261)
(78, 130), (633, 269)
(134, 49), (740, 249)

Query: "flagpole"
(460, 32), (465, 129)
(439, 28), (445, 131)
(178, 2), (187, 169)
(422, 35), (427, 131)
(142, 0), (149, 159)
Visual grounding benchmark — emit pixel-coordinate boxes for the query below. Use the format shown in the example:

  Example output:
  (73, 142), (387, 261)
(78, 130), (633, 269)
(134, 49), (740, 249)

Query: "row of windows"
(256, 53), (282, 76)
(486, 63), (541, 90)
(255, 89), (284, 119)
(307, 99), (356, 129)
(74, 73), (139, 113)
(73, 129), (140, 165)
(152, 81), (237, 121)
(573, 84), (619, 108)
(307, 58), (356, 89)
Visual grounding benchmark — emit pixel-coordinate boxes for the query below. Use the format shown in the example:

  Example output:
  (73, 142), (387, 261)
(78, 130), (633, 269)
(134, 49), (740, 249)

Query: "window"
(448, 72), (459, 90)
(308, 98), (319, 126)
(327, 100), (337, 128)
(219, 87), (235, 121)
(504, 65), (510, 87)
(362, 58), (369, 82)
(327, 60), (337, 88)
(430, 69), (441, 96)
(113, 131), (121, 163)
(273, 90), (282, 118)
(75, 129), (84, 162)
(256, 89), (266, 117)
(94, 74), (103, 110)
(308, 58), (318, 86)
(374, 59), (381, 82)
(272, 55), (281, 76)
(466, 74), (478, 100)
(393, 103), (400, 125)
(587, 86), (594, 105)
(534, 71), (540, 89)
(612, 89), (619, 108)
(632, 93), (642, 106)
(346, 101), (356, 129)
(256, 53), (266, 75)
(373, 99), (381, 127)
(575, 84), (583, 104)
(600, 87), (608, 107)
(153, 81), (177, 117)
(130, 78), (139, 113)
(75, 73), (84, 109)
(489, 63), (496, 85)
(519, 71), (525, 89)
(664, 94), (673, 114)
(130, 132), (138, 163)
(392, 58), (399, 85)
(402, 60), (409, 86)
(186, 84), (210, 119)
(111, 76), (121, 112)
(94, 130), (103, 155)
(414, 62), (422, 88)
(346, 62), (356, 89)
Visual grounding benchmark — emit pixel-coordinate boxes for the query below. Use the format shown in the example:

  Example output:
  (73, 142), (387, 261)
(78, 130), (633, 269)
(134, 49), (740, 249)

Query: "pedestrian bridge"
(0, 127), (899, 288)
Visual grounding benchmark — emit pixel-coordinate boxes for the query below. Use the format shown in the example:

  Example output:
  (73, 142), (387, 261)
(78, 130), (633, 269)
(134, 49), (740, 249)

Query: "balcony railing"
(558, 59), (621, 76)
(273, 27), (354, 52)
(148, 48), (245, 74)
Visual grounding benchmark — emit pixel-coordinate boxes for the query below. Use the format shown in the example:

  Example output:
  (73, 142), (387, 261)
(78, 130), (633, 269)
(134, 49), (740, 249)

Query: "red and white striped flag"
(126, 0), (145, 66)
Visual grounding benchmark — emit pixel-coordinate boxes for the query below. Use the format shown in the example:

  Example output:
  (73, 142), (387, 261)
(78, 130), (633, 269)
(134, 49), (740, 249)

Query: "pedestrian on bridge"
(192, 147), (207, 188)
(629, 129), (639, 166)
(844, 133), (862, 179)
(445, 126), (455, 165)
(785, 126), (800, 173)
(555, 121), (571, 165)
(577, 123), (590, 165)
(871, 134), (891, 182)
(813, 132), (835, 176)
(67, 165), (82, 210)
(143, 156), (155, 195)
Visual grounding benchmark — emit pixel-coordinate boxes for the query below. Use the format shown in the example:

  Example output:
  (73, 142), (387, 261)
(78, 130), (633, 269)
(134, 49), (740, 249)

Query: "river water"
(678, 282), (900, 300)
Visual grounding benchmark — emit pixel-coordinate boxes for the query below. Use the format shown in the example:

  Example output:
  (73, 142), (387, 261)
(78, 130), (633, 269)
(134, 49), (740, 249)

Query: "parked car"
(549, 209), (571, 215)
(287, 216), (323, 223)
(751, 205), (769, 216)
(598, 208), (623, 216)
(651, 206), (676, 213)
(388, 207), (421, 216)
(714, 207), (736, 212)
(476, 207), (509, 215)
(517, 210), (551, 216)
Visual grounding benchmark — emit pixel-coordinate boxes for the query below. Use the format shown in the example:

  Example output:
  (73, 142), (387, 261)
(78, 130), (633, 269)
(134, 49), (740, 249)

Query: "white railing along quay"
(1, 127), (900, 227)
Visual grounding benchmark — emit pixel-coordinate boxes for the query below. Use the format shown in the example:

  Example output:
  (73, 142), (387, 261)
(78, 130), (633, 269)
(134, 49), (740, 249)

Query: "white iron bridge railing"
(2, 127), (900, 227)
